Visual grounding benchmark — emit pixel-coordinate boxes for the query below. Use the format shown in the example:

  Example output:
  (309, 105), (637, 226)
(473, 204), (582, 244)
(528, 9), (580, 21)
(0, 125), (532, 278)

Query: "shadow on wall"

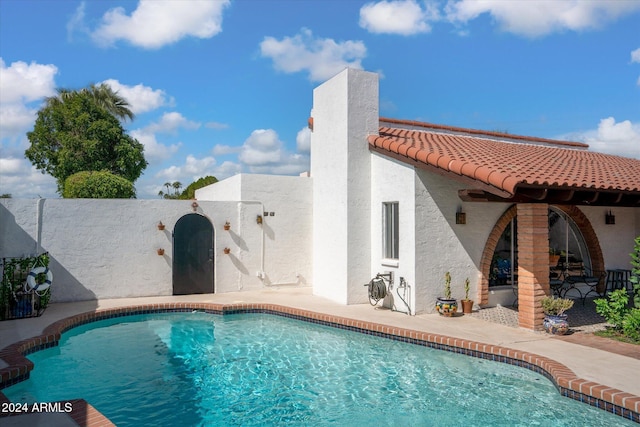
(0, 203), (98, 305)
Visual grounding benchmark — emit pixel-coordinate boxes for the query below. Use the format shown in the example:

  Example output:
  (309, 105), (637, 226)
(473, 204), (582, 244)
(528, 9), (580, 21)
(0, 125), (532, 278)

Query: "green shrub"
(63, 170), (135, 198)
(630, 236), (640, 308)
(622, 308), (640, 341)
(595, 290), (629, 330)
(541, 296), (574, 315)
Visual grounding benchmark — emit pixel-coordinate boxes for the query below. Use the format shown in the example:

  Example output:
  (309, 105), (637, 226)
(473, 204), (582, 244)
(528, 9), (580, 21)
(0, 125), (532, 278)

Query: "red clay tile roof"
(369, 118), (640, 206)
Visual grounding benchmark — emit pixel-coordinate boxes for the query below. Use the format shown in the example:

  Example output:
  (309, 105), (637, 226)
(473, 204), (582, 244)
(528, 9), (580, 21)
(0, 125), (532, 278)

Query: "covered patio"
(370, 118), (640, 330)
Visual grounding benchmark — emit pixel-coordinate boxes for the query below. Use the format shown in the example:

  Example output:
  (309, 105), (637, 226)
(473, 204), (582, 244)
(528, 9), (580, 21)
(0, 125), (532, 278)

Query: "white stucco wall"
(579, 206), (638, 269)
(311, 68), (379, 305)
(413, 169), (512, 313)
(197, 174), (313, 288)
(370, 153), (416, 314)
(0, 194), (310, 303)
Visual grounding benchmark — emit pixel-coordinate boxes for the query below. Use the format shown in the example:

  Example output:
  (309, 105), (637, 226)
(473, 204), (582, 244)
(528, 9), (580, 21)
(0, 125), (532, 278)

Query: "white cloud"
(101, 79), (173, 114)
(130, 112), (200, 162)
(0, 59), (58, 140)
(155, 154), (220, 181)
(145, 112), (200, 134)
(260, 28), (367, 82)
(212, 144), (240, 155)
(91, 0), (231, 49)
(566, 117), (640, 159)
(67, 2), (89, 42)
(205, 121), (229, 130)
(236, 129), (309, 174)
(445, 0), (640, 37)
(239, 129), (283, 166)
(359, 0), (439, 35)
(296, 127), (311, 153)
(130, 129), (181, 163)
(632, 48), (640, 86)
(0, 158), (58, 198)
(0, 58), (58, 105)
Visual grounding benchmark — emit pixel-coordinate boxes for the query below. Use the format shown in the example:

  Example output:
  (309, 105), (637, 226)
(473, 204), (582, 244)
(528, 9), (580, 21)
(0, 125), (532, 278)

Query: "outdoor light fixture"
(157, 221), (165, 230)
(256, 215), (263, 224)
(191, 201), (198, 212)
(605, 210), (615, 225)
(455, 207), (466, 224)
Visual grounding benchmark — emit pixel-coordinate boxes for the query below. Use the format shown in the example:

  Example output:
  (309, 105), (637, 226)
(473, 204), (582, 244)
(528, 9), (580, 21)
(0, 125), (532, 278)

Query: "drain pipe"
(239, 201), (299, 287)
(35, 198), (45, 256)
(394, 277), (412, 315)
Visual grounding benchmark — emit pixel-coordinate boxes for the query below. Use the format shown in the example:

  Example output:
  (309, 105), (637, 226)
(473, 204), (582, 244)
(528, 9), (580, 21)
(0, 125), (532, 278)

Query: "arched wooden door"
(173, 213), (214, 295)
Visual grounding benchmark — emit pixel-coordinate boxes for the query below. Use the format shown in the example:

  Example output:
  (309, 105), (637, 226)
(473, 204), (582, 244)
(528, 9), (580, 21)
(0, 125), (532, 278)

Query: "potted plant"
(460, 278), (473, 314)
(436, 272), (458, 316)
(541, 296), (574, 335)
(223, 221), (231, 231)
(549, 247), (560, 267)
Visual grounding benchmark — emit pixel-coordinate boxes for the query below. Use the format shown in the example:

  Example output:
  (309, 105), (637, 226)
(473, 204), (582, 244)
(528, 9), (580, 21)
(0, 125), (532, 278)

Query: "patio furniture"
(549, 270), (564, 297)
(605, 269), (632, 294)
(577, 269), (606, 304)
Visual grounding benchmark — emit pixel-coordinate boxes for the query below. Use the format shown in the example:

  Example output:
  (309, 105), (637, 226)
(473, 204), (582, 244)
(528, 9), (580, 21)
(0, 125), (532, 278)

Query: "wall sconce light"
(223, 221), (231, 231)
(191, 201), (199, 212)
(157, 221), (165, 231)
(455, 208), (466, 225)
(256, 215), (263, 224)
(157, 248), (165, 256)
(605, 210), (615, 225)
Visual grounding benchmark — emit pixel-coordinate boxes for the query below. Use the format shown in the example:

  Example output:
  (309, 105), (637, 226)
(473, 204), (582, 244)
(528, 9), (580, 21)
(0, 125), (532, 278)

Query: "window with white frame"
(383, 202), (399, 260)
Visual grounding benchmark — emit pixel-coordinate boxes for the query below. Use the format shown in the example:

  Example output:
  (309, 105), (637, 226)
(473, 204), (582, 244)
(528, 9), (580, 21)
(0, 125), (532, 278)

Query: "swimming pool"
(3, 311), (636, 426)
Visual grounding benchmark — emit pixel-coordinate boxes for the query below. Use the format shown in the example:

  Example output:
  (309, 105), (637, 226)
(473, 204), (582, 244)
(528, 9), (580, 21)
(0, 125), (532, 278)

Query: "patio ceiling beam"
(459, 188), (640, 207)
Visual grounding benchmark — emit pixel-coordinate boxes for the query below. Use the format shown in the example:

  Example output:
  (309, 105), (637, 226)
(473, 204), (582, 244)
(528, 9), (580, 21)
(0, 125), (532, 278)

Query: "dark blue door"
(173, 214), (214, 295)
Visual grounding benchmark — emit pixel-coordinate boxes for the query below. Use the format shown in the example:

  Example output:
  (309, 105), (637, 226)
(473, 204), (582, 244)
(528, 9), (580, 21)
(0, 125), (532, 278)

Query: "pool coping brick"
(0, 302), (638, 425)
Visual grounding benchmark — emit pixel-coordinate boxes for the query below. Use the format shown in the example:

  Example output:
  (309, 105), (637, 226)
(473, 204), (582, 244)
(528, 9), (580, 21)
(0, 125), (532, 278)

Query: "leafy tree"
(158, 176), (218, 200)
(179, 176), (218, 200)
(63, 170), (136, 198)
(0, 194), (11, 198)
(25, 88), (147, 194)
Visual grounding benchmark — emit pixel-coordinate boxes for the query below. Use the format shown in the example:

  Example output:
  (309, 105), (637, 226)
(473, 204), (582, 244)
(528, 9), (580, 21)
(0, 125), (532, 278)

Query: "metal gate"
(172, 213), (214, 295)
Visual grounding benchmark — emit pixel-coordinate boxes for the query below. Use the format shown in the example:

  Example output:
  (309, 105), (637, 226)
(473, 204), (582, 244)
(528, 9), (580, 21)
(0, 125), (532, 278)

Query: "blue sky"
(1, 0), (639, 199)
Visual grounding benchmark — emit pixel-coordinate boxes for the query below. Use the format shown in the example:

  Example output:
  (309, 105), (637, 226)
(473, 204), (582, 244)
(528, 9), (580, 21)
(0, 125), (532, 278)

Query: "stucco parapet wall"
(0, 303), (638, 422)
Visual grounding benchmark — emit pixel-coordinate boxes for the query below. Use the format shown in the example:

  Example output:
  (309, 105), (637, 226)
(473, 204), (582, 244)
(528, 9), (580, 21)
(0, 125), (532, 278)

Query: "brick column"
(517, 203), (549, 331)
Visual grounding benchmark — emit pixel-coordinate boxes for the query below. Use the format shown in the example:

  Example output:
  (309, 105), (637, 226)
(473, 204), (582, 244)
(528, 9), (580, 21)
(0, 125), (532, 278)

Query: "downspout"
(241, 201), (300, 287)
(36, 198), (45, 255)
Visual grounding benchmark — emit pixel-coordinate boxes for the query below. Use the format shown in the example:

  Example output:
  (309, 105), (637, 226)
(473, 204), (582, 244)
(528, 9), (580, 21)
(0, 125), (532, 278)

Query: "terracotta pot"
(435, 297), (458, 317)
(223, 247), (231, 254)
(157, 248), (165, 256)
(461, 299), (474, 314)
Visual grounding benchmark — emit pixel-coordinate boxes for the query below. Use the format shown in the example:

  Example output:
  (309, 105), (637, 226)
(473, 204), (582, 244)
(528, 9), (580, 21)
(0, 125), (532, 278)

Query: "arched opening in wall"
(173, 213), (214, 295)
(480, 205), (603, 306)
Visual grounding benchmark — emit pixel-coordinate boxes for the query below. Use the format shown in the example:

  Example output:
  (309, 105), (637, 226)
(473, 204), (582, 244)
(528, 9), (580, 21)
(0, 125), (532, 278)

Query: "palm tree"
(172, 181), (182, 196)
(83, 84), (135, 122)
(52, 84), (135, 122)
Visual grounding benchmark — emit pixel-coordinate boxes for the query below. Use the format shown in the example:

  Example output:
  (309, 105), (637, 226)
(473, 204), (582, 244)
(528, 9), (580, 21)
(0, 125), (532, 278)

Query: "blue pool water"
(3, 312), (635, 426)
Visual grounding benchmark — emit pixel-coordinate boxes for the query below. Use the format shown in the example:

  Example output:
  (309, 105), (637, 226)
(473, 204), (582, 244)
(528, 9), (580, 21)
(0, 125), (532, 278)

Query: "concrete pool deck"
(1, 287), (639, 426)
